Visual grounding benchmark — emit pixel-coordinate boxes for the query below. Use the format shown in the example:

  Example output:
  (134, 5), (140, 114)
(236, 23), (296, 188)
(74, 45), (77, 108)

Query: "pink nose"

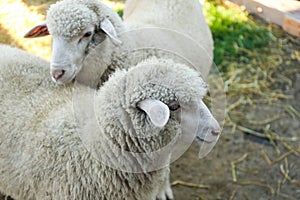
(52, 69), (65, 81)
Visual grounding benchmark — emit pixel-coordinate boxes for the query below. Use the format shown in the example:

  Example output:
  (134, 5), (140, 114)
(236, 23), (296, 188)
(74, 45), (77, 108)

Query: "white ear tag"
(138, 99), (170, 128)
(100, 18), (122, 44)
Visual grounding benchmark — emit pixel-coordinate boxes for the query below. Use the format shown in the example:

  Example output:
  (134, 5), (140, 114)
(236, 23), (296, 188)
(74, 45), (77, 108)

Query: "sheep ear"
(100, 18), (122, 44)
(138, 99), (170, 128)
(24, 21), (49, 38)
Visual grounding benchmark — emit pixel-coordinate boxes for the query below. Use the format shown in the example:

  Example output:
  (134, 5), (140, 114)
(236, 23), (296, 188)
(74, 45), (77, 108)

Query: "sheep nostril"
(211, 130), (220, 136)
(52, 69), (65, 81)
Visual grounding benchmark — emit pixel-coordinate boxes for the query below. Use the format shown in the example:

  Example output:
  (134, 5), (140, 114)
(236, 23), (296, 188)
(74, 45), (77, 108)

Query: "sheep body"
(123, 0), (214, 77)
(0, 45), (217, 200)
(0, 45), (165, 200)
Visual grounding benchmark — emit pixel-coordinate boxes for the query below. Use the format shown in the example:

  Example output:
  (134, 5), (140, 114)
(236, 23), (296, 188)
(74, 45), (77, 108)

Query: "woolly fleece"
(123, 0), (214, 77)
(0, 45), (207, 200)
(47, 0), (125, 38)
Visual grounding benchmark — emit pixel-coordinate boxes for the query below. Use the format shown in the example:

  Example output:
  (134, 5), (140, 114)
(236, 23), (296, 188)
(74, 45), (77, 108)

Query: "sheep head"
(79, 57), (221, 172)
(24, 0), (123, 84)
(127, 58), (221, 156)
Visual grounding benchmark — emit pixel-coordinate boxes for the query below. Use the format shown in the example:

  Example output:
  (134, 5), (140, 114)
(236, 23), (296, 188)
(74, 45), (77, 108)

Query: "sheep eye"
(79, 31), (93, 43)
(168, 102), (181, 111)
(83, 31), (92, 37)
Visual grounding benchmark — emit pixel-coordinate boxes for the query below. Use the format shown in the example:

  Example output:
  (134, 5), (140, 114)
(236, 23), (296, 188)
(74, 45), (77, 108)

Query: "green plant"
(117, 9), (123, 18)
(204, 1), (274, 69)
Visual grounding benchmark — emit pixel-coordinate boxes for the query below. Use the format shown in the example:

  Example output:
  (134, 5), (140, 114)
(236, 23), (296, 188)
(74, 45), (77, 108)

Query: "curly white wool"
(0, 45), (218, 200)
(123, 0), (214, 77)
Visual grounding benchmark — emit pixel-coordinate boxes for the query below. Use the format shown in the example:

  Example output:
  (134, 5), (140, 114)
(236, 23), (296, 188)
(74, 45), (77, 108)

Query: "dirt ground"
(170, 66), (300, 200)
(167, 10), (300, 200)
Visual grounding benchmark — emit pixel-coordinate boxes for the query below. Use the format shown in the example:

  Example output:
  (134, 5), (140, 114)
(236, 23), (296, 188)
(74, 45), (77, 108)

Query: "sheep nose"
(211, 130), (221, 136)
(52, 69), (65, 81)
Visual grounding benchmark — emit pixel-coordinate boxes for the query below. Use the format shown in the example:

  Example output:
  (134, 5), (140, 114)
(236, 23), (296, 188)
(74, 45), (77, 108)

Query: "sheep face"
(133, 87), (221, 159)
(24, 0), (121, 84)
(49, 28), (95, 84)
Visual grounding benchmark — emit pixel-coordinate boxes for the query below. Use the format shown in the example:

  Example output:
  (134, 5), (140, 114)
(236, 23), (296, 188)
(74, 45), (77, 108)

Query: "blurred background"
(0, 0), (299, 199)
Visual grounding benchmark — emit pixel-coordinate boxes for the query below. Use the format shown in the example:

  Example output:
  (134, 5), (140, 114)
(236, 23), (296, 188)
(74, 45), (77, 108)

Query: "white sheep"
(0, 45), (221, 200)
(24, 0), (213, 85)
(24, 0), (127, 85)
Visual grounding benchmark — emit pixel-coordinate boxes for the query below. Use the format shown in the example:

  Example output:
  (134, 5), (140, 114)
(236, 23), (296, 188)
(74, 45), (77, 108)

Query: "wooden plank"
(229, 0), (300, 37)
(283, 13), (300, 37)
(229, 0), (284, 25)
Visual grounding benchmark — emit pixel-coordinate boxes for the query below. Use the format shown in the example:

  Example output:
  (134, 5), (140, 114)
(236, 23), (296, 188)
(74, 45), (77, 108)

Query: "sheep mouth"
(195, 136), (216, 144)
(55, 71), (77, 84)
